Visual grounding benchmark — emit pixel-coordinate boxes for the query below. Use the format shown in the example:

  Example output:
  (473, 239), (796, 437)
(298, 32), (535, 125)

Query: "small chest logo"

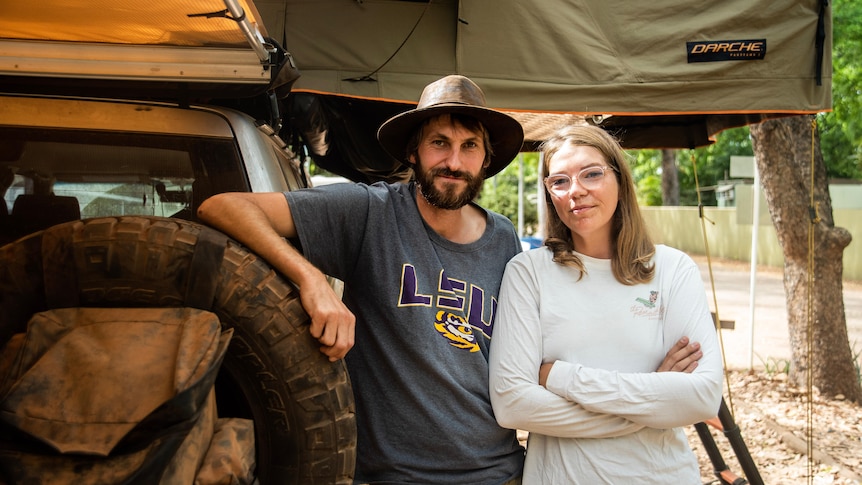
(631, 291), (663, 320)
(635, 291), (659, 308)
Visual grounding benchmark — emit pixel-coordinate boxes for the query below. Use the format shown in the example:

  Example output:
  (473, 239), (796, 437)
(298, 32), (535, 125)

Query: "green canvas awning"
(0, 0), (832, 182)
(256, 0), (830, 150)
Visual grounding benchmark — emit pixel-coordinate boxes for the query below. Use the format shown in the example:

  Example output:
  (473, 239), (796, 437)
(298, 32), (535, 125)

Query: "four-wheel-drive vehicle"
(1, 1), (354, 483)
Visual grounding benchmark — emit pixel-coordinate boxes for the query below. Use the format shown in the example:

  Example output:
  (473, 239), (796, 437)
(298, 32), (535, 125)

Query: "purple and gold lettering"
(398, 264), (432, 306)
(437, 270), (466, 310)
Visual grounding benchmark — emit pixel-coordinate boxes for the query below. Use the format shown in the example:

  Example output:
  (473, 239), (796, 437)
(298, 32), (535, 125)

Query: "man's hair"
(404, 113), (494, 167)
(539, 124), (655, 285)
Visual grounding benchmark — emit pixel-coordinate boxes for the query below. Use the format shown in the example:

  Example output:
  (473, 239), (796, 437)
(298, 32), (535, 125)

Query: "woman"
(489, 125), (723, 484)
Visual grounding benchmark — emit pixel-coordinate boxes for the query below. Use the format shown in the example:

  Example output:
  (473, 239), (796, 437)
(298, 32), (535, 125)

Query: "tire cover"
(0, 216), (356, 485)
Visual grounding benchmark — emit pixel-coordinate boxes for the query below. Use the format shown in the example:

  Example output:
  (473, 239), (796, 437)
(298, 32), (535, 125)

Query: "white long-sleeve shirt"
(489, 245), (723, 484)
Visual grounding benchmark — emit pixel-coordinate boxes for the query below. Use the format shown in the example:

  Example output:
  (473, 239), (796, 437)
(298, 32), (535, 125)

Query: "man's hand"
(657, 337), (702, 373)
(299, 274), (356, 362)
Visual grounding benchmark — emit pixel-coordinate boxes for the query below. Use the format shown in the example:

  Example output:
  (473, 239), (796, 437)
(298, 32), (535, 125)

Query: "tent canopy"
(251, 0), (831, 181)
(1, 0), (832, 182)
(258, 1), (830, 139)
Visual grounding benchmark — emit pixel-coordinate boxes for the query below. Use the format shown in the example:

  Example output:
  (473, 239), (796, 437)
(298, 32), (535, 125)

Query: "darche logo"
(690, 41), (764, 54)
(687, 39), (767, 62)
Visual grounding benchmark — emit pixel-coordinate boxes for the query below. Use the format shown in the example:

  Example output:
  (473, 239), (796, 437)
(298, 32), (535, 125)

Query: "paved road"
(691, 255), (862, 371)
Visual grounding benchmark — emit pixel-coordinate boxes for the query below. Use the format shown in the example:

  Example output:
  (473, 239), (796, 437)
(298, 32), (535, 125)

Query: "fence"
(641, 206), (862, 282)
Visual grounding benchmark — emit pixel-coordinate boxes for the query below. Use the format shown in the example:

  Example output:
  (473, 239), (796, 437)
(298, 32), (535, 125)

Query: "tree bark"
(749, 115), (860, 403)
(661, 149), (679, 206)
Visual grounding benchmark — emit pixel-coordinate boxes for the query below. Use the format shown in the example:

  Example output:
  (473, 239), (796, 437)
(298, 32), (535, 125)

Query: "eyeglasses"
(544, 166), (615, 197)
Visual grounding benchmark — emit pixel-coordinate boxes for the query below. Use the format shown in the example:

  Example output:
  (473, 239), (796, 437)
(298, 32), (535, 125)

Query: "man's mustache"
(431, 168), (471, 181)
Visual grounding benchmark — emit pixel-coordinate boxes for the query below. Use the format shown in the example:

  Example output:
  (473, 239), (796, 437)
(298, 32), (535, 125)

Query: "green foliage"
(628, 150), (662, 206)
(683, 127), (754, 206)
(757, 342), (860, 384)
(477, 153), (540, 235)
(627, 127), (753, 206)
(818, 0), (862, 180)
(636, 175), (663, 206)
(757, 354), (791, 376)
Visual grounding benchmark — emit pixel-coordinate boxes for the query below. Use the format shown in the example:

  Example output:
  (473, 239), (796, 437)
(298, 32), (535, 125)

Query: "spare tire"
(0, 216), (356, 485)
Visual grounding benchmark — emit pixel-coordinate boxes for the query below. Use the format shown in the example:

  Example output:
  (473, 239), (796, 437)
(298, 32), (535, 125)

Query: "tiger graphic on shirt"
(397, 263), (495, 352)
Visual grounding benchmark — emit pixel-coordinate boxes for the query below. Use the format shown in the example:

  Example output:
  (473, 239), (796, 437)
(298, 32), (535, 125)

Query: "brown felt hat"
(377, 75), (524, 178)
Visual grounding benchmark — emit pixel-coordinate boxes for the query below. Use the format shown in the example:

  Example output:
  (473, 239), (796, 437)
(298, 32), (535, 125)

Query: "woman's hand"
(538, 336), (702, 389)
(657, 337), (702, 373)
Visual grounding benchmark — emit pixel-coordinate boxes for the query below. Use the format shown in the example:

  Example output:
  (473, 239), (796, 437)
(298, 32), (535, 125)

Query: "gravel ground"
(687, 370), (861, 485)
(689, 256), (862, 483)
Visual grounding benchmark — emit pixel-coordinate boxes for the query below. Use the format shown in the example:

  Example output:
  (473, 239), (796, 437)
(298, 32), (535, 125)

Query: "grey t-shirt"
(285, 181), (524, 484)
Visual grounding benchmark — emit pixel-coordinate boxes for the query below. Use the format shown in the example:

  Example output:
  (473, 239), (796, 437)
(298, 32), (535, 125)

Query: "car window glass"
(1, 128), (247, 244)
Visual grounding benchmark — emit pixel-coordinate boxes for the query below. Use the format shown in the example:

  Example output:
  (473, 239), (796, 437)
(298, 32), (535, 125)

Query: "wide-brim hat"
(377, 75), (524, 178)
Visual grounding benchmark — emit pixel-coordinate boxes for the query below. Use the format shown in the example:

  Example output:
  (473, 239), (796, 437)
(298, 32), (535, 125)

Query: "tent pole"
(748, 164), (761, 369)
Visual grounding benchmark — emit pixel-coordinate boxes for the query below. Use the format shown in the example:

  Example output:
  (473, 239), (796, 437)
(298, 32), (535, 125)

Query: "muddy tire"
(0, 216), (356, 485)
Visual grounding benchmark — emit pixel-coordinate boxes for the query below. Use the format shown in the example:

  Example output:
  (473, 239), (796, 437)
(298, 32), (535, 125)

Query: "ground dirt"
(687, 256), (862, 484)
(687, 370), (861, 485)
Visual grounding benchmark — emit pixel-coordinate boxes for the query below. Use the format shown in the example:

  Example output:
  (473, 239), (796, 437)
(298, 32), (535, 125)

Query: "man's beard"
(415, 165), (485, 210)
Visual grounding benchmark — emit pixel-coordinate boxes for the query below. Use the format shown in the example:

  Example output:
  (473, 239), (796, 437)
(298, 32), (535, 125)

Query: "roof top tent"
(0, 0), (831, 184)
(0, 0), (298, 106)
(253, 0), (831, 183)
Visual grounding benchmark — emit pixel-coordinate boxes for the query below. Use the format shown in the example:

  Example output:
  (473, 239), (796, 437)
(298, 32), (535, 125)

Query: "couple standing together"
(199, 75), (723, 484)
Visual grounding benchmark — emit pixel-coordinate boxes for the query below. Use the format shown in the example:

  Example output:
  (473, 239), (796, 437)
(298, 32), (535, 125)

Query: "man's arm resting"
(198, 192), (355, 361)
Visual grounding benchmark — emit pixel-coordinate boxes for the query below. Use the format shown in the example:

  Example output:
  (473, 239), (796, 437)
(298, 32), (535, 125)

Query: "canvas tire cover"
(0, 216), (356, 484)
(0, 307), (236, 483)
(0, 307), (229, 455)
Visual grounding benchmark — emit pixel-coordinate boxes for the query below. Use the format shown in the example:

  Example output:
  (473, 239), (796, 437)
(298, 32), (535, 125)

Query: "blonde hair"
(539, 125), (655, 285)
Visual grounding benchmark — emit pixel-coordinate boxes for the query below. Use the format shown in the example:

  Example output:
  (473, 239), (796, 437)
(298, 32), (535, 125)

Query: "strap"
(815, 0), (829, 86)
(42, 223), (81, 309)
(184, 226), (228, 310)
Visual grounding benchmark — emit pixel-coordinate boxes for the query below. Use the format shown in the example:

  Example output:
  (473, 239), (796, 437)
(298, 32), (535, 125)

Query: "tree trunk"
(749, 115), (861, 403)
(661, 149), (679, 206)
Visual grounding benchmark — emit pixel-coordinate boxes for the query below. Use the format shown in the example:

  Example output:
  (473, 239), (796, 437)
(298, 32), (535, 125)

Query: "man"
(198, 75), (527, 484)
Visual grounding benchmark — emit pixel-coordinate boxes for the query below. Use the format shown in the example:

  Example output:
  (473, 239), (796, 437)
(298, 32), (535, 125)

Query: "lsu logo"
(433, 310), (480, 352)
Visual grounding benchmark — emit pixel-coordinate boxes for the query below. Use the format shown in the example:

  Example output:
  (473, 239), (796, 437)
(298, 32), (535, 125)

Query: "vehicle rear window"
(0, 128), (248, 245)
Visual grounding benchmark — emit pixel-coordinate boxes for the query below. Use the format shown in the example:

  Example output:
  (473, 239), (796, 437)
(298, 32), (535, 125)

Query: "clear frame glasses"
(544, 166), (615, 197)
